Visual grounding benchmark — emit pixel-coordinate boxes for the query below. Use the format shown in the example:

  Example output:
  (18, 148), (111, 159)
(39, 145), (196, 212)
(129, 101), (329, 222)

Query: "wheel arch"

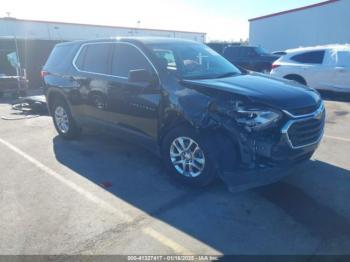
(158, 111), (241, 165)
(284, 74), (307, 85)
(158, 112), (192, 147)
(47, 89), (69, 115)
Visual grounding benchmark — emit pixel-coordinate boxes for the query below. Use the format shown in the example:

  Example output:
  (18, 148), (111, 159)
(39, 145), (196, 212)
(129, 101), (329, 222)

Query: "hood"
(181, 73), (321, 111)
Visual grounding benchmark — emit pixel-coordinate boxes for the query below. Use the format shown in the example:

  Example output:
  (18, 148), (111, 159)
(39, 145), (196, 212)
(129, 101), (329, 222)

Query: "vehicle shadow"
(52, 133), (350, 254)
(319, 90), (350, 102)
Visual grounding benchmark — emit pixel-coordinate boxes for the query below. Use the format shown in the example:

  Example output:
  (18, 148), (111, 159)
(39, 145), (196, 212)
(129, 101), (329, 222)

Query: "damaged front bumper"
(219, 104), (325, 192)
(220, 149), (316, 193)
(221, 138), (319, 192)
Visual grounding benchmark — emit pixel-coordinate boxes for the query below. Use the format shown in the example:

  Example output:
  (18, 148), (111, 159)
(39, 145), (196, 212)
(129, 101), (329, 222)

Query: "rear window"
(45, 44), (76, 69)
(75, 43), (113, 74)
(291, 51), (325, 64)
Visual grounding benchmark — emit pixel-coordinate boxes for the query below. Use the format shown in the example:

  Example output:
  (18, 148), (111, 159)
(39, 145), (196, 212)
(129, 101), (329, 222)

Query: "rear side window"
(111, 44), (153, 77)
(75, 43), (112, 74)
(291, 51), (325, 64)
(74, 46), (87, 69)
(45, 44), (75, 70)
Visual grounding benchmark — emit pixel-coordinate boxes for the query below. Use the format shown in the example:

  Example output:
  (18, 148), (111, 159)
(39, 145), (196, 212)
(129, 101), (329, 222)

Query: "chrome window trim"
(281, 103), (325, 149)
(72, 41), (159, 80)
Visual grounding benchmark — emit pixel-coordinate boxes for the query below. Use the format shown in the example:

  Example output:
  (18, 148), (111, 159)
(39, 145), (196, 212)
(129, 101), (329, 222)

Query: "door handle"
(92, 94), (106, 110)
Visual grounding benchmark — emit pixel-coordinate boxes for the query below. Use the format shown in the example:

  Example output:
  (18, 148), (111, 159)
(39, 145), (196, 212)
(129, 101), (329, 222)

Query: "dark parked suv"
(43, 37), (325, 189)
(222, 46), (279, 73)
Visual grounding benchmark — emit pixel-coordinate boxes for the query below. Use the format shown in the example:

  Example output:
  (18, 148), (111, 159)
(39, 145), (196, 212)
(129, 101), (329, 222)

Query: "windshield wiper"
(182, 75), (212, 80)
(214, 72), (239, 78)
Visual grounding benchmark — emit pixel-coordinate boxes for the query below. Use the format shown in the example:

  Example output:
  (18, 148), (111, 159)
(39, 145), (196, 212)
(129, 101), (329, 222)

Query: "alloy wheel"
(170, 136), (206, 177)
(54, 106), (70, 134)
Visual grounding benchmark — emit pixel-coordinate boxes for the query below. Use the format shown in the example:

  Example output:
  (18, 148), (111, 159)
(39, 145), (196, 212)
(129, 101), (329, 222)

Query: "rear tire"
(52, 97), (81, 140)
(161, 127), (218, 187)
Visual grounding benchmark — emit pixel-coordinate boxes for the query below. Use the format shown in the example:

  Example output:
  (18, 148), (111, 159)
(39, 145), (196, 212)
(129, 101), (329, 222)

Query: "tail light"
(41, 70), (50, 78)
(271, 64), (280, 70)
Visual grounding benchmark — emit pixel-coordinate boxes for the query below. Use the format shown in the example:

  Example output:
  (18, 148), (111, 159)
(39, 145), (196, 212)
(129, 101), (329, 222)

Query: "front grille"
(287, 101), (321, 116)
(286, 110), (325, 148)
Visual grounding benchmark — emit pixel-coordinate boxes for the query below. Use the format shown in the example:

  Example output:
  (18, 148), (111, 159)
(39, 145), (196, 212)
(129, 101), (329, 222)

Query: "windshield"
(146, 42), (241, 80)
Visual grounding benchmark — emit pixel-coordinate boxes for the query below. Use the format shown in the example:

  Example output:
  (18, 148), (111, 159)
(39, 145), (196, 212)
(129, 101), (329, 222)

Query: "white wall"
(0, 19), (206, 42)
(249, 0), (350, 52)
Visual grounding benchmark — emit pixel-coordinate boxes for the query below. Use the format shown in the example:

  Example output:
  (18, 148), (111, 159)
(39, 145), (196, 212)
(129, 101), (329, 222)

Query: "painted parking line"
(324, 135), (350, 143)
(0, 137), (195, 255)
(142, 227), (194, 255)
(0, 137), (133, 223)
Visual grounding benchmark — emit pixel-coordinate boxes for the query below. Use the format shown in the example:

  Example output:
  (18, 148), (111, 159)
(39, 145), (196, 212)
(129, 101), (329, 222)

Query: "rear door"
(72, 42), (114, 123)
(290, 50), (333, 89)
(331, 50), (350, 91)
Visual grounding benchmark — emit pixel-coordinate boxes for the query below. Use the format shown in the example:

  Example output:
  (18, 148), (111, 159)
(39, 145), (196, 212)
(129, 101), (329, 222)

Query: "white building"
(249, 0), (350, 52)
(0, 18), (206, 88)
(0, 17), (206, 42)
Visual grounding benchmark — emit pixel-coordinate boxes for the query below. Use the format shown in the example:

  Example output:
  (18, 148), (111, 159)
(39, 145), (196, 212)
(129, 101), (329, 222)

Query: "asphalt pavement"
(0, 95), (349, 256)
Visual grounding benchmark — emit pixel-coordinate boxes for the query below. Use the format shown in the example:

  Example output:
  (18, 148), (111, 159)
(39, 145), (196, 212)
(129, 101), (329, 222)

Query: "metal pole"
(13, 19), (22, 96)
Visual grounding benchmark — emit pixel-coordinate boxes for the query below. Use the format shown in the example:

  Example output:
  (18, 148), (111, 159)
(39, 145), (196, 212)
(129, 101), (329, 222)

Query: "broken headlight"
(235, 105), (281, 131)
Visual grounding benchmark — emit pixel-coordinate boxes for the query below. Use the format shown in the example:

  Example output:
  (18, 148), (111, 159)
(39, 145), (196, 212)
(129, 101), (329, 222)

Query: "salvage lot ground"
(0, 95), (349, 255)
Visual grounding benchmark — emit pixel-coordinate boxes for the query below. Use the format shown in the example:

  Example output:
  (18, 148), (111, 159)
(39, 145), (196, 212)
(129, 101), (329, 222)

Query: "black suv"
(222, 46), (279, 73)
(43, 38), (325, 189)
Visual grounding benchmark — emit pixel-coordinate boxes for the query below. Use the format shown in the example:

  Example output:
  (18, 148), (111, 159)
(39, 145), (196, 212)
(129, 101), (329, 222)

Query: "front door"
(105, 43), (161, 144)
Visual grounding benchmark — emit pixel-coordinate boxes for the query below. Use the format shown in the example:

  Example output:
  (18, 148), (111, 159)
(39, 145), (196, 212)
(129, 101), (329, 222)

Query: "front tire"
(52, 98), (81, 140)
(162, 127), (218, 187)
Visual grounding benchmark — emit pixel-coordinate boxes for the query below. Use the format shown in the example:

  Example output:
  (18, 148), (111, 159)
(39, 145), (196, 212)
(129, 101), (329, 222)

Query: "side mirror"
(128, 69), (153, 83)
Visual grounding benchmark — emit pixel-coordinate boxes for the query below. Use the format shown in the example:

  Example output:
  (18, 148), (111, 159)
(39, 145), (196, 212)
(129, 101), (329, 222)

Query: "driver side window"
(112, 43), (153, 77)
(153, 49), (177, 71)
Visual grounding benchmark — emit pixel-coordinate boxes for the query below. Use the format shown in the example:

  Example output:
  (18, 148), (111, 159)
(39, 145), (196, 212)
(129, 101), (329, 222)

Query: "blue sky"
(2, 0), (323, 41)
